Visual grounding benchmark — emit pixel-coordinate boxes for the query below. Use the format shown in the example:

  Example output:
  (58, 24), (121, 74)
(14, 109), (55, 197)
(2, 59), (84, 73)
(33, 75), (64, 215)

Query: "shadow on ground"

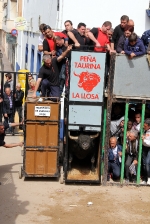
(0, 163), (29, 224)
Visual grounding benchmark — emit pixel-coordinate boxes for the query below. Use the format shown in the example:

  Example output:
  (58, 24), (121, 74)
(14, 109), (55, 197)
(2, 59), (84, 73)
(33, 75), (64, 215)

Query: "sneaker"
(38, 98), (43, 102)
(125, 179), (129, 184)
(147, 178), (150, 185)
(141, 181), (147, 185)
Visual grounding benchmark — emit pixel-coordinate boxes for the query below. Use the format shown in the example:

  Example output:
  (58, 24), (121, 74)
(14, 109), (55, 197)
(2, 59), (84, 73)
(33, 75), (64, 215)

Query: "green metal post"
(101, 103), (107, 175)
(137, 103), (145, 185)
(120, 102), (129, 184)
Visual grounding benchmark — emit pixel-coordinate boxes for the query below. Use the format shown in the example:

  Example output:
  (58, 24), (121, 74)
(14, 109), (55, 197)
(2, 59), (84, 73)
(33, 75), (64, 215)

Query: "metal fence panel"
(113, 55), (150, 99)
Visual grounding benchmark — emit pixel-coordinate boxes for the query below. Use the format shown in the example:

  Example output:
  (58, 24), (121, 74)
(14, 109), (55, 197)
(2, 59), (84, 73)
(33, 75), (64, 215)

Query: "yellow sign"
(14, 17), (27, 31)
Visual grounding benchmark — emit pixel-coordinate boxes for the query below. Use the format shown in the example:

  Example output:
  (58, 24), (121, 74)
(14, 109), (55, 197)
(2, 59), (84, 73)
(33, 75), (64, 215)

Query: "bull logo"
(74, 71), (100, 92)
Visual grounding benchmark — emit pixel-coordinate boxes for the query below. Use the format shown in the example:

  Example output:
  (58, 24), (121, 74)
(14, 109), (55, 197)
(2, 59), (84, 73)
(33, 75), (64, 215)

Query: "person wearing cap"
(4, 73), (14, 91)
(14, 83), (24, 130)
(32, 45), (72, 100)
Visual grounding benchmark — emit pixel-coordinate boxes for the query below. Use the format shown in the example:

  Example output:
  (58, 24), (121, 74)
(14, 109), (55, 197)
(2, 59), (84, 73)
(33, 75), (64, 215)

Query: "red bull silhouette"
(74, 71), (100, 92)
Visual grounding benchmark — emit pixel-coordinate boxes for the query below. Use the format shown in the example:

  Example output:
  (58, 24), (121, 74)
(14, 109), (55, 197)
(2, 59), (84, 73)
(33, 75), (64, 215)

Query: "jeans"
(59, 63), (66, 95)
(41, 79), (60, 99)
(108, 161), (121, 179)
(4, 109), (14, 133)
(15, 106), (23, 123)
(142, 146), (150, 181)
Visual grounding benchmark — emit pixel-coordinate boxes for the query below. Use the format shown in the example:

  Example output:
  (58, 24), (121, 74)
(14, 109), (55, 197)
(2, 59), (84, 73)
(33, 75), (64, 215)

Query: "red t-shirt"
(46, 38), (55, 51)
(94, 28), (109, 52)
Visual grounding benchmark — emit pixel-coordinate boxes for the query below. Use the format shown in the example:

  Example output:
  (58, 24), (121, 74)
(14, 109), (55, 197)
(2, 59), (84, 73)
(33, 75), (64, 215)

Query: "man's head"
(128, 130), (138, 141)
(113, 104), (122, 115)
(64, 20), (73, 32)
(128, 19), (134, 27)
(101, 21), (112, 34)
(144, 118), (150, 131)
(55, 36), (64, 47)
(120, 120), (124, 128)
(16, 83), (21, 91)
(127, 120), (133, 130)
(43, 25), (53, 38)
(107, 28), (114, 40)
(5, 73), (12, 81)
(0, 123), (5, 134)
(129, 33), (137, 46)
(109, 137), (117, 149)
(5, 87), (11, 96)
(135, 111), (141, 124)
(39, 23), (46, 35)
(77, 22), (86, 36)
(43, 54), (52, 67)
(124, 25), (134, 38)
(120, 15), (129, 28)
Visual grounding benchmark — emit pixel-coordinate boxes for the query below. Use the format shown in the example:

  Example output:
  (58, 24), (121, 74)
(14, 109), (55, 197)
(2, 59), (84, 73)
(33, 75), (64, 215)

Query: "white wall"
(16, 30), (40, 71)
(16, 0), (58, 71)
(23, 0), (58, 32)
(58, 0), (150, 36)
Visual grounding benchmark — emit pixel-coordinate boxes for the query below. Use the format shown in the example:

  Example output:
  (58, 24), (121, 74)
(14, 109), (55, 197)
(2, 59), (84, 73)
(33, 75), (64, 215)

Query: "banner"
(69, 51), (106, 102)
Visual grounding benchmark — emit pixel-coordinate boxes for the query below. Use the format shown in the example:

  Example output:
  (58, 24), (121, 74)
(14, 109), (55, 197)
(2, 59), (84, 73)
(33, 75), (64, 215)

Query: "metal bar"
(137, 102), (146, 185)
(120, 102), (129, 184)
(102, 53), (116, 185)
(25, 72), (28, 100)
(101, 101), (107, 175)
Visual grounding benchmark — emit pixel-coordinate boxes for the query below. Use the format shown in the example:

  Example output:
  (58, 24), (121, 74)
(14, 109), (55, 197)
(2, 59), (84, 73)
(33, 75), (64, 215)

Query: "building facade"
(16, 0), (58, 72)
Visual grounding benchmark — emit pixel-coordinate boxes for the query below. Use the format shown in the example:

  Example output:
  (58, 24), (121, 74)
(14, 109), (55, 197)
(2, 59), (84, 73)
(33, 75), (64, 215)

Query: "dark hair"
(103, 21), (112, 27)
(120, 15), (129, 22)
(5, 73), (12, 79)
(129, 33), (137, 43)
(43, 25), (51, 31)
(135, 110), (141, 116)
(64, 20), (73, 26)
(124, 25), (134, 33)
(144, 118), (150, 126)
(39, 23), (46, 31)
(77, 22), (86, 29)
(0, 122), (4, 127)
(27, 73), (33, 77)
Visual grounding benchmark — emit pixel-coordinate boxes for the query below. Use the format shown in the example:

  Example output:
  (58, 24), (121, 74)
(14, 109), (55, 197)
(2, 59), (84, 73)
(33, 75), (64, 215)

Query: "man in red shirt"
(43, 25), (68, 56)
(88, 21), (112, 52)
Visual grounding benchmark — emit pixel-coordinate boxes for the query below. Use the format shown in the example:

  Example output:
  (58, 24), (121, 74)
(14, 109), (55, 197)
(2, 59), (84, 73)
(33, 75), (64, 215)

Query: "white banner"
(35, 106), (51, 117)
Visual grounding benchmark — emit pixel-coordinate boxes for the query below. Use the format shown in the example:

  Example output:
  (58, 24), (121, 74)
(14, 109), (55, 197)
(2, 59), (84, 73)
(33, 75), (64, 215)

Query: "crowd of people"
(0, 14), (150, 184)
(108, 103), (150, 185)
(0, 73), (36, 148)
(32, 15), (150, 100)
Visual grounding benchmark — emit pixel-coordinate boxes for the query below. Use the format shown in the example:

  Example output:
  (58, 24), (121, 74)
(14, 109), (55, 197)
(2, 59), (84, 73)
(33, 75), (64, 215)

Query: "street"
(0, 131), (150, 224)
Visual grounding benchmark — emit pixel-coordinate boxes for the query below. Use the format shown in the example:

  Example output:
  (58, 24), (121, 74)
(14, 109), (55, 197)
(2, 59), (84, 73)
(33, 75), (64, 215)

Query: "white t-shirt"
(38, 34), (44, 45)
(112, 146), (118, 157)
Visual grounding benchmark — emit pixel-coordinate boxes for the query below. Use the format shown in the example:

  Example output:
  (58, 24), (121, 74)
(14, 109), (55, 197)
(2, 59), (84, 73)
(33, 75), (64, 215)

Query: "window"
(30, 45), (35, 72)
